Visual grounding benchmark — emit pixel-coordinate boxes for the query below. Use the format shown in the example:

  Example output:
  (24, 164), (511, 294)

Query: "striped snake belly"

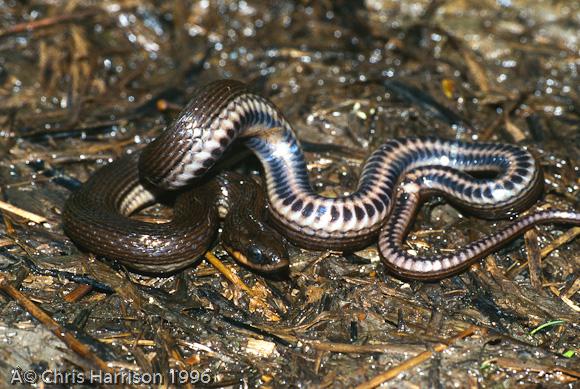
(82, 79), (580, 279)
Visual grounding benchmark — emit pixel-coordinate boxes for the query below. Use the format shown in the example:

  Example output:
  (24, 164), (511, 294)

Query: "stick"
(0, 10), (99, 38)
(355, 326), (479, 389)
(204, 252), (280, 321)
(0, 273), (112, 373)
(0, 200), (47, 224)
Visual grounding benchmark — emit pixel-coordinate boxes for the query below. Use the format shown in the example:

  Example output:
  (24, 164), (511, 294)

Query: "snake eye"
(247, 245), (266, 265)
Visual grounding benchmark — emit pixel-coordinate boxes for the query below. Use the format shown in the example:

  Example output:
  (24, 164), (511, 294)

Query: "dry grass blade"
(354, 326), (479, 389)
(0, 201), (47, 224)
(491, 357), (580, 380)
(0, 9), (100, 38)
(0, 273), (112, 373)
(0, 1), (578, 386)
(508, 226), (580, 278)
(63, 284), (94, 303)
(524, 229), (542, 289)
(204, 252), (281, 321)
(309, 341), (425, 354)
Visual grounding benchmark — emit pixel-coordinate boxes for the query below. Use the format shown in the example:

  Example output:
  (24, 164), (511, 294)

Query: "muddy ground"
(0, 1), (579, 387)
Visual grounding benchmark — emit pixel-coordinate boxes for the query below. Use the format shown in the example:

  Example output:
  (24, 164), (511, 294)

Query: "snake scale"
(63, 80), (580, 279)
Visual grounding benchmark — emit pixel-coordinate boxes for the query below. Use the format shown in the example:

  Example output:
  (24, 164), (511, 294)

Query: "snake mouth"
(223, 245), (290, 274)
(62, 79), (579, 281)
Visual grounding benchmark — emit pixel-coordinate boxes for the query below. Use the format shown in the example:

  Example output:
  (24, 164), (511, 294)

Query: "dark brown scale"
(217, 173), (289, 273)
(202, 158), (215, 168)
(63, 153), (216, 273)
(63, 152), (288, 274)
(64, 79), (580, 280)
(364, 203), (376, 217)
(139, 80), (248, 189)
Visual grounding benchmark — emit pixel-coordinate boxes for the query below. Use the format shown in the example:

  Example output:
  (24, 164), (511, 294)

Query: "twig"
(491, 357), (579, 380)
(354, 326), (479, 389)
(0, 200), (47, 224)
(0, 273), (112, 373)
(0, 10), (99, 39)
(507, 226), (580, 278)
(204, 252), (281, 321)
(309, 341), (425, 355)
(524, 229), (543, 289)
(539, 226), (580, 259)
(204, 252), (253, 294)
(0, 238), (15, 248)
(63, 284), (94, 303)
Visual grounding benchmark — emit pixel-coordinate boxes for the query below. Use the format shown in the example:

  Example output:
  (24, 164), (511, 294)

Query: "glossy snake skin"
(63, 152), (288, 274)
(66, 80), (580, 279)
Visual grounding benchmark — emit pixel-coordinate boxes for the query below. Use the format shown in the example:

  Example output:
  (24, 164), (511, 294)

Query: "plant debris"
(0, 0), (578, 387)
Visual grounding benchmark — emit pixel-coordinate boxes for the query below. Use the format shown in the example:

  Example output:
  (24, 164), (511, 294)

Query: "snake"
(64, 79), (580, 279)
(63, 152), (289, 274)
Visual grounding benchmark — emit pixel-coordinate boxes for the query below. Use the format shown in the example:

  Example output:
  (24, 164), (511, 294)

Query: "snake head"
(222, 223), (290, 275)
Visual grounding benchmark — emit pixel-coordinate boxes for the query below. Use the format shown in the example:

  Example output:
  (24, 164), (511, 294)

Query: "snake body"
(65, 80), (580, 279)
(63, 152), (288, 273)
